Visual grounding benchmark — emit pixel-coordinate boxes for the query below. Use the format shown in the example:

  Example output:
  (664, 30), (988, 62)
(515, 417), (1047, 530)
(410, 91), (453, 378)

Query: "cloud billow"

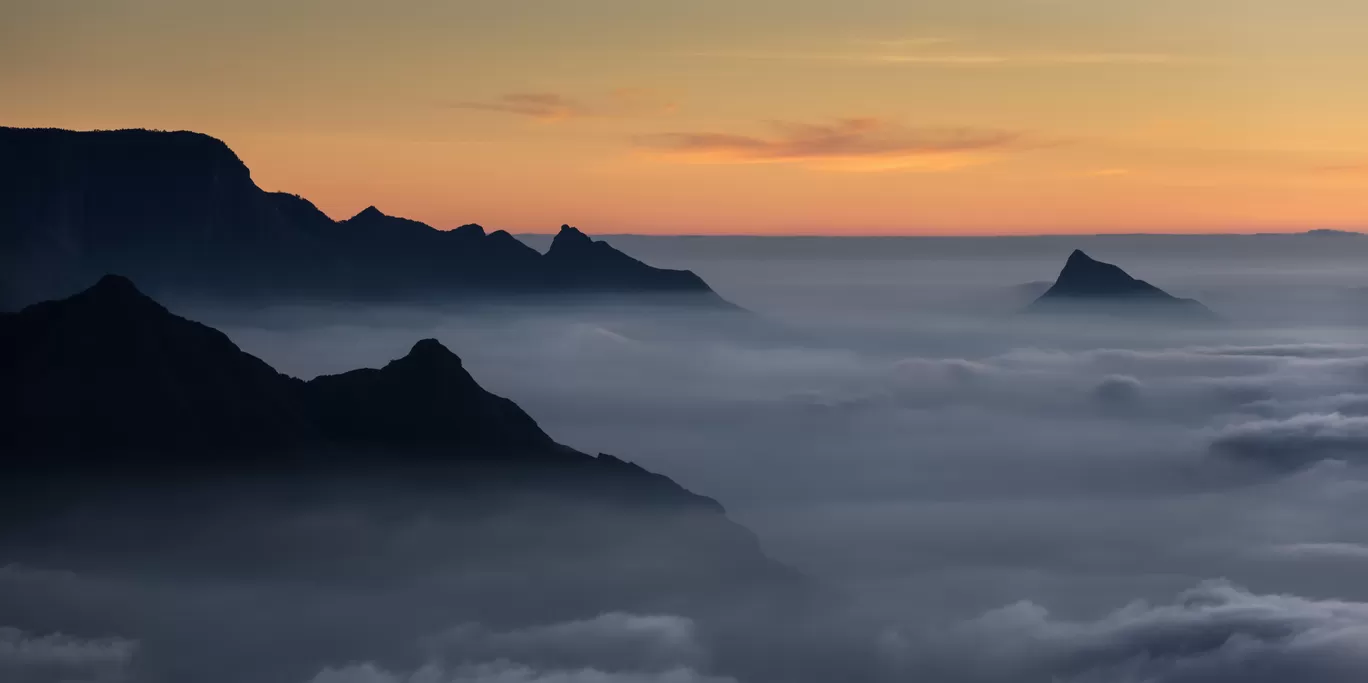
(897, 580), (1368, 683)
(0, 626), (137, 683)
(1209, 413), (1368, 469)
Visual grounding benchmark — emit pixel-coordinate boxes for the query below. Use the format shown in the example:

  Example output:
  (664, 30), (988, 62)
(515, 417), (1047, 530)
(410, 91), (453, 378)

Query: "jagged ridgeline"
(0, 127), (727, 308)
(0, 275), (797, 622)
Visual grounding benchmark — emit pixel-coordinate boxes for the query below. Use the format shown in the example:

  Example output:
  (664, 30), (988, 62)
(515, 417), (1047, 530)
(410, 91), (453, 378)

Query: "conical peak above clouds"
(1048, 249), (1169, 299)
(1029, 250), (1217, 320)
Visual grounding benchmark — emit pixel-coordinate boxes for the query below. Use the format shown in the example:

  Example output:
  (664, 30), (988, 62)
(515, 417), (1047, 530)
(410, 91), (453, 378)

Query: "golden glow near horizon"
(3, 0), (1367, 234)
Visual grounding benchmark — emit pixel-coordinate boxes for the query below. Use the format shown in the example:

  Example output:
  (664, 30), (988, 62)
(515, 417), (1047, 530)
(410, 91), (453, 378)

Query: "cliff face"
(0, 127), (727, 308)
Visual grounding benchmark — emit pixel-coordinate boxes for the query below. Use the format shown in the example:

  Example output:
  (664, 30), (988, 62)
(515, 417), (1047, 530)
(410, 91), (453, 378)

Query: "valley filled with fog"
(193, 233), (1368, 682)
(10, 233), (1368, 683)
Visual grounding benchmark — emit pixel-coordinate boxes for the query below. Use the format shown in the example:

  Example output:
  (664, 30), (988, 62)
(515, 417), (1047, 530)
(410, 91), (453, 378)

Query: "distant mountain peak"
(351, 206), (387, 221)
(90, 273), (144, 298)
(1066, 248), (1094, 264)
(550, 224), (594, 252)
(68, 273), (168, 316)
(403, 338), (462, 366)
(1028, 250), (1216, 320)
(1045, 249), (1161, 299)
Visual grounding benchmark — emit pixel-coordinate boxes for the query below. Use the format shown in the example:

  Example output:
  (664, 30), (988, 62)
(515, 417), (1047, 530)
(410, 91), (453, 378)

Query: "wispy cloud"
(857, 36), (957, 49)
(451, 89), (676, 121)
(635, 118), (1029, 172)
(451, 93), (588, 121)
(688, 36), (1183, 68)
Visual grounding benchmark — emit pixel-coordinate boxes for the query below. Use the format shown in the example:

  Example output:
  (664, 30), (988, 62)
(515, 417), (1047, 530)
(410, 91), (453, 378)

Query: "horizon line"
(511, 229), (1366, 239)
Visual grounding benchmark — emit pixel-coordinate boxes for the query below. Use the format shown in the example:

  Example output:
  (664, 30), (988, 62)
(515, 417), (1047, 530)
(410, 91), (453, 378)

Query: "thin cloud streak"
(635, 118), (1030, 172)
(451, 89), (677, 122)
(451, 93), (589, 121)
(687, 49), (1183, 67)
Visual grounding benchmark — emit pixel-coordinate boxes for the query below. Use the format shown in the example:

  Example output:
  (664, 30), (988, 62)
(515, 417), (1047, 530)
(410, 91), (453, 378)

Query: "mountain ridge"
(0, 126), (728, 309)
(0, 275), (804, 654)
(1, 274), (716, 487)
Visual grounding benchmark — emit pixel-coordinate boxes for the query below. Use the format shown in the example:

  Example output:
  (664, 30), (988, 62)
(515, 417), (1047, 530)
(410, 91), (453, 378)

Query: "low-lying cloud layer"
(10, 236), (1368, 681)
(0, 626), (136, 683)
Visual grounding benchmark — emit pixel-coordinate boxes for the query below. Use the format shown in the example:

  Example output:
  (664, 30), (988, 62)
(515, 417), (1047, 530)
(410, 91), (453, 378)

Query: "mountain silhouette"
(545, 224), (718, 295)
(1027, 249), (1216, 319)
(0, 275), (765, 515)
(0, 127), (726, 308)
(0, 274), (311, 454)
(0, 275), (801, 642)
(304, 337), (556, 451)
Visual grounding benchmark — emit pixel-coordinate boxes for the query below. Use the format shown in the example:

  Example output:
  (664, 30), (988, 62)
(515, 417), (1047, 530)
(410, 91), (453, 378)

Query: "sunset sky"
(4, 0), (1367, 235)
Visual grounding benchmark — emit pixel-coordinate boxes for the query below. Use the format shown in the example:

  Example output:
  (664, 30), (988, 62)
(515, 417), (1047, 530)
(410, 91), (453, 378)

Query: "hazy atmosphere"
(5, 2), (1368, 682)
(74, 232), (1358, 682)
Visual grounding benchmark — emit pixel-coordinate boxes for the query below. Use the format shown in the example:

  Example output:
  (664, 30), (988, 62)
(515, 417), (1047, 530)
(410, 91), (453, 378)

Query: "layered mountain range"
(0, 127), (724, 308)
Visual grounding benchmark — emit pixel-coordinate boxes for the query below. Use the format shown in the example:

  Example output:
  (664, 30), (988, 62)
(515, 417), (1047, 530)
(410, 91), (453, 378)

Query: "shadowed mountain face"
(304, 338), (556, 452)
(0, 276), (732, 490)
(0, 279), (801, 682)
(545, 225), (714, 292)
(0, 274), (310, 455)
(1028, 249), (1216, 319)
(0, 127), (724, 308)
(0, 274), (790, 601)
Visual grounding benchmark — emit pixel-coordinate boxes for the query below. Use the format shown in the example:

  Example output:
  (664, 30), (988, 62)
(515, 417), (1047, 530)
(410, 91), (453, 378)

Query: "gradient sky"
(4, 0), (1367, 235)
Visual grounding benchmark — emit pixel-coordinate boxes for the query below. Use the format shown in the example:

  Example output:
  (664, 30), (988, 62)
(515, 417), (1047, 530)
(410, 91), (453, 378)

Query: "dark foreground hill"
(0, 276), (798, 681)
(1027, 249), (1216, 320)
(0, 127), (728, 309)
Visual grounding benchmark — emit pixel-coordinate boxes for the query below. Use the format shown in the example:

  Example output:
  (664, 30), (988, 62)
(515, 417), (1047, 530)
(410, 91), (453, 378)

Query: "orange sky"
(4, 0), (1367, 235)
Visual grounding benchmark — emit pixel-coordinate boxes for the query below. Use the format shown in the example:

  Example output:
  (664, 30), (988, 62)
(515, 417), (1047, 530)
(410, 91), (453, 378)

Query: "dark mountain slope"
(0, 274), (765, 519)
(304, 338), (556, 452)
(0, 126), (726, 308)
(545, 225), (718, 295)
(0, 128), (326, 304)
(0, 280), (804, 681)
(0, 274), (309, 455)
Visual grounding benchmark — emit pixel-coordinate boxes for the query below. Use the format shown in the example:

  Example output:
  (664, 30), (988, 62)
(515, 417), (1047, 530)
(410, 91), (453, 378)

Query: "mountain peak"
(1047, 249), (1155, 298)
(1028, 250), (1217, 320)
(90, 273), (143, 297)
(550, 224), (594, 251)
(351, 206), (387, 221)
(4, 275), (308, 452)
(1066, 249), (1096, 265)
(405, 338), (460, 364)
(68, 273), (166, 315)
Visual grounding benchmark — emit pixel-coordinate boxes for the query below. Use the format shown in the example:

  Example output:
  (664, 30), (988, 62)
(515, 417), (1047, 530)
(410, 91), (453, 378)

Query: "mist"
(9, 234), (1368, 682)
